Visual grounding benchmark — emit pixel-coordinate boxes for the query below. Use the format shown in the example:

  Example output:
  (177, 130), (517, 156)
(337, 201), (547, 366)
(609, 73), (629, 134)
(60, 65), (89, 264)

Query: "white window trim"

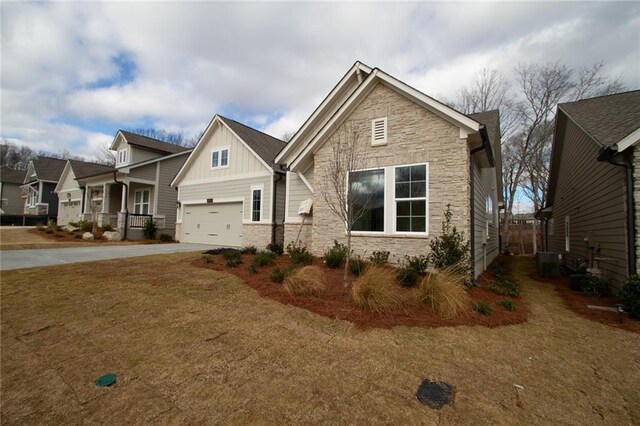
(564, 216), (570, 252)
(548, 218), (555, 236)
(250, 184), (264, 222)
(371, 117), (387, 146)
(347, 162), (429, 237)
(28, 187), (38, 207)
(117, 147), (129, 166)
(134, 188), (151, 215)
(211, 146), (230, 170)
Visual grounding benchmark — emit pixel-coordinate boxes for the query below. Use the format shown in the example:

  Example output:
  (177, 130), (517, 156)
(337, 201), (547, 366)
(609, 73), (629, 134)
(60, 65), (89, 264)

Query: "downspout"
(113, 171), (129, 240)
(271, 171), (285, 245)
(469, 125), (494, 280)
(597, 147), (636, 275)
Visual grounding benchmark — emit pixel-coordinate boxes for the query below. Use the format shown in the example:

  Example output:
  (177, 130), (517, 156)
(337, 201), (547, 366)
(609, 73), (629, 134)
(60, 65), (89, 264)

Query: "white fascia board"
(616, 127), (640, 153)
(275, 61), (372, 165)
(54, 162), (72, 194)
(126, 150), (190, 172)
(178, 171), (273, 187)
(171, 115), (220, 187)
(109, 131), (125, 151)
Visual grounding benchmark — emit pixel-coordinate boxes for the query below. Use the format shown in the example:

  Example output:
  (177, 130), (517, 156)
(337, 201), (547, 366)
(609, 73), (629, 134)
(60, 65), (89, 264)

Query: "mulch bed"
(192, 253), (528, 330)
(531, 273), (640, 334)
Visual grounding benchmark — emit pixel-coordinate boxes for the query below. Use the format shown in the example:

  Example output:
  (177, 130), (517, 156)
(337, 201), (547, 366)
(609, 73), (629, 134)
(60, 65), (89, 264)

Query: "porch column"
(120, 184), (127, 212)
(102, 183), (110, 214)
(84, 186), (92, 214)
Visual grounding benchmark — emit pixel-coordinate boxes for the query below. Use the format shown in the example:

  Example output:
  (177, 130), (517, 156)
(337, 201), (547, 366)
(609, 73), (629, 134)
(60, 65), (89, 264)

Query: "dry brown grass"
(283, 265), (327, 296)
(352, 266), (403, 312)
(418, 265), (471, 318)
(0, 228), (138, 250)
(1, 254), (639, 424)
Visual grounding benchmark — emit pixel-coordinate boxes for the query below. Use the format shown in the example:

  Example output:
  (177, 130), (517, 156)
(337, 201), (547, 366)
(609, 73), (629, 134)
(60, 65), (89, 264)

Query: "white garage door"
(183, 202), (243, 246)
(59, 201), (81, 226)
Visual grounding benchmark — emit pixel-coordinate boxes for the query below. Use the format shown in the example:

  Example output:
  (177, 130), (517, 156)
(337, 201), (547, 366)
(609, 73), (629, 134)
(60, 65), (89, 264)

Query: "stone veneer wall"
(284, 222), (313, 250)
(242, 223), (273, 248)
(311, 82), (470, 262)
(634, 147), (640, 274)
(174, 223), (182, 242)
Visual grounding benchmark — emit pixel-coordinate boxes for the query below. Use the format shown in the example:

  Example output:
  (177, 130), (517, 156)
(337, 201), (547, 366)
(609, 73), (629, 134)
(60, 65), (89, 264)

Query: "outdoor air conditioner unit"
(536, 252), (563, 277)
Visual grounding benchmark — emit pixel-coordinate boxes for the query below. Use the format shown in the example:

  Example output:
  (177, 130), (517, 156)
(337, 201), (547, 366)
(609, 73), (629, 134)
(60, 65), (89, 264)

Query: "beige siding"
(130, 148), (161, 164)
(129, 163), (157, 182)
(179, 175), (273, 222)
(311, 82), (470, 261)
(287, 171), (314, 218)
(472, 161), (499, 276)
(275, 176), (286, 224)
(180, 123), (268, 183)
(548, 118), (628, 290)
(0, 182), (23, 215)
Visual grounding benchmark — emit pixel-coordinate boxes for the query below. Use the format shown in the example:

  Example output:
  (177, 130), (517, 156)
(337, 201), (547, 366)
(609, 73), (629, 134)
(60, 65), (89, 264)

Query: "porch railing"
(129, 214), (153, 228)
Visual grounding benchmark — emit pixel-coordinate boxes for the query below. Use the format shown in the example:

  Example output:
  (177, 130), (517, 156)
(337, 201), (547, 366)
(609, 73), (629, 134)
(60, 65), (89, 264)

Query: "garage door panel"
(59, 201), (81, 226)
(183, 203), (242, 246)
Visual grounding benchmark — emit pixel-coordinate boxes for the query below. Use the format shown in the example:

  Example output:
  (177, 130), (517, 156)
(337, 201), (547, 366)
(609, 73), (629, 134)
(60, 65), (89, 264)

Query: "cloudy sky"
(1, 1), (639, 161)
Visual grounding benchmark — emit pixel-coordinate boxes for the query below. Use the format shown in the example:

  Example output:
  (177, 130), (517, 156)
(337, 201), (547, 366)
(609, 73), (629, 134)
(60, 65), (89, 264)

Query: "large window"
(395, 165), (426, 232)
(134, 189), (150, 214)
(211, 148), (229, 169)
(251, 188), (262, 222)
(350, 169), (385, 232)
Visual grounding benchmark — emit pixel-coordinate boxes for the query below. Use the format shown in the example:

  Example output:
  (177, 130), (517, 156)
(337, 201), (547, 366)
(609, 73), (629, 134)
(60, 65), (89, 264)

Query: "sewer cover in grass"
(95, 373), (117, 387)
(416, 379), (453, 409)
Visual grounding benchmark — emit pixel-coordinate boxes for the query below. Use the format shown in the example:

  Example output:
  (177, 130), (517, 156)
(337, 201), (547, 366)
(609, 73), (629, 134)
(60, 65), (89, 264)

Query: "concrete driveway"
(0, 243), (215, 271)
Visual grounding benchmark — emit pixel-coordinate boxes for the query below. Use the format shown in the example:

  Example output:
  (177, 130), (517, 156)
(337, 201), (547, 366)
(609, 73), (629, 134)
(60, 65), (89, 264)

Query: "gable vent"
(371, 117), (387, 146)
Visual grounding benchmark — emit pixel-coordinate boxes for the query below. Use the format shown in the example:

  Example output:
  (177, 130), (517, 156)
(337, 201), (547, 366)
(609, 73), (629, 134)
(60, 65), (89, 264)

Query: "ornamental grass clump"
(418, 264), (471, 318)
(283, 266), (327, 296)
(352, 266), (403, 312)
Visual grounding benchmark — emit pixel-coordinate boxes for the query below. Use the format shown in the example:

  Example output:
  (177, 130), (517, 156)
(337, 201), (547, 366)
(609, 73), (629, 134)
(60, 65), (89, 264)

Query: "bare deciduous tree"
(96, 143), (116, 167)
(1, 140), (35, 170)
(125, 128), (199, 147)
(317, 125), (379, 287)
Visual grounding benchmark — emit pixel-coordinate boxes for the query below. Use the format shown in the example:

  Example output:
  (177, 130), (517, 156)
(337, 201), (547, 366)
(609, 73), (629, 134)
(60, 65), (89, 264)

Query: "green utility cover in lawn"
(95, 373), (117, 387)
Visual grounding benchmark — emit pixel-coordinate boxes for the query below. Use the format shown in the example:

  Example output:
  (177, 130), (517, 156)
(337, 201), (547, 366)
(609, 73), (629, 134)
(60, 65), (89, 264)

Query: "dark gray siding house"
(540, 90), (640, 291)
(0, 167), (27, 215)
(22, 157), (67, 216)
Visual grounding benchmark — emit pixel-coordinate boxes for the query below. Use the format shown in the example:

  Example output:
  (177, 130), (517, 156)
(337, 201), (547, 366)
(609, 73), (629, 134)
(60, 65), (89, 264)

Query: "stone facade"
(311, 83), (471, 262)
(284, 222), (313, 250)
(174, 222), (182, 242)
(242, 223), (273, 248)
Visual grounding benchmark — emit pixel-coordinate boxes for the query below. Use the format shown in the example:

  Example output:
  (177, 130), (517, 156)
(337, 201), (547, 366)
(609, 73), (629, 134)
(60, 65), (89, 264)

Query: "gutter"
(597, 146), (636, 275)
(113, 171), (129, 240)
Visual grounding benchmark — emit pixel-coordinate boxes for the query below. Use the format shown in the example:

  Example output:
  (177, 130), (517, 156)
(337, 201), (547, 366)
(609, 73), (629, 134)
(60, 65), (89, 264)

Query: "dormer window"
(117, 148), (128, 165)
(371, 117), (387, 146)
(211, 147), (230, 169)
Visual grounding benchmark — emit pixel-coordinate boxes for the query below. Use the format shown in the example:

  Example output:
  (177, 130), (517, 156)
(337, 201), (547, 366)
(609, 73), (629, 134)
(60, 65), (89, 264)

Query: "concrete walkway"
(0, 243), (215, 271)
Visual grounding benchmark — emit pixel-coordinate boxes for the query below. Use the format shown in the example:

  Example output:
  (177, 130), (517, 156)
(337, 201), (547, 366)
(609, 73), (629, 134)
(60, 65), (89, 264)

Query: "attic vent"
(371, 117), (387, 146)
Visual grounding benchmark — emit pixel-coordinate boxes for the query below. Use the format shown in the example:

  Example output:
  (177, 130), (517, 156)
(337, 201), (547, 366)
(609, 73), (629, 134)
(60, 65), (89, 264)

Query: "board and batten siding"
(287, 169), (314, 218)
(56, 167), (83, 201)
(472, 161), (499, 277)
(548, 117), (628, 290)
(179, 175), (273, 222)
(179, 122), (268, 183)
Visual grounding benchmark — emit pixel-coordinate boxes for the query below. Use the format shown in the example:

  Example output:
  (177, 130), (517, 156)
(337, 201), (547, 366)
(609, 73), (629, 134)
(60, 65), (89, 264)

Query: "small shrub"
(74, 234), (82, 239)
(241, 245), (258, 255)
(270, 267), (294, 283)
(581, 275), (611, 298)
(429, 204), (470, 269)
(248, 265), (258, 274)
(368, 250), (390, 265)
(283, 266), (327, 296)
(222, 249), (242, 267)
(323, 240), (348, 269)
(286, 241), (314, 265)
(45, 229), (53, 234)
(201, 255), (213, 264)
(67, 231), (74, 236)
(352, 266), (402, 312)
(620, 275), (640, 319)
(253, 251), (276, 267)
(489, 278), (520, 297)
(99, 224), (114, 232)
(474, 301), (493, 315)
(500, 299), (517, 311)
(68, 221), (79, 228)
(78, 221), (93, 232)
(203, 247), (237, 256)
(159, 233), (173, 242)
(493, 262), (509, 280)
(396, 266), (419, 288)
(142, 219), (157, 240)
(418, 265), (471, 318)
(349, 257), (367, 276)
(405, 254), (429, 275)
(266, 243), (284, 255)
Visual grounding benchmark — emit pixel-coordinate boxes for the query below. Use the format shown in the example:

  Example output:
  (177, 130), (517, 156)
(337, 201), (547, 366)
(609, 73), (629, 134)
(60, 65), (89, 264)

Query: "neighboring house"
(21, 157), (67, 216)
(54, 159), (115, 226)
(540, 90), (640, 290)
(0, 167), (27, 215)
(76, 130), (191, 240)
(171, 115), (287, 247)
(275, 62), (502, 277)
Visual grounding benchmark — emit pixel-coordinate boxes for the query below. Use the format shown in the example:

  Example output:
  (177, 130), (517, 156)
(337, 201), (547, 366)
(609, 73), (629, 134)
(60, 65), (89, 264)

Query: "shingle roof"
(68, 159), (115, 179)
(559, 90), (640, 147)
(467, 110), (500, 147)
(0, 167), (26, 184)
(31, 157), (67, 182)
(119, 130), (191, 154)
(219, 116), (287, 167)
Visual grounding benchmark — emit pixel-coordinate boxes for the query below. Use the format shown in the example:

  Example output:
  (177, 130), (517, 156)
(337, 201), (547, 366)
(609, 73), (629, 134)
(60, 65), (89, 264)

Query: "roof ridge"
(559, 89), (640, 106)
(218, 115), (286, 144)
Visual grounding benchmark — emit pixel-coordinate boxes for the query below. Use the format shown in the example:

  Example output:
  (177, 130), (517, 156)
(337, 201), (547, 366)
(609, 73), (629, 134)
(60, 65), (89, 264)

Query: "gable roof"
(68, 159), (115, 179)
(26, 157), (67, 183)
(171, 115), (286, 187)
(558, 90), (640, 149)
(0, 167), (26, 184)
(218, 116), (287, 168)
(116, 130), (190, 154)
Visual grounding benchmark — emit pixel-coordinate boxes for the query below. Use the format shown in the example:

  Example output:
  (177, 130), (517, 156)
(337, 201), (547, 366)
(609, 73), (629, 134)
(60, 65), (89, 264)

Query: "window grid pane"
(211, 151), (219, 168)
(252, 190), (261, 222)
(395, 165), (426, 233)
(221, 149), (229, 166)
